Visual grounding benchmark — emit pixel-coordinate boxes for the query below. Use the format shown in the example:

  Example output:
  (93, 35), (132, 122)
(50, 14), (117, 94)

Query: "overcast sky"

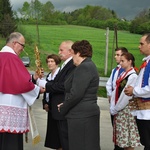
(10, 0), (150, 20)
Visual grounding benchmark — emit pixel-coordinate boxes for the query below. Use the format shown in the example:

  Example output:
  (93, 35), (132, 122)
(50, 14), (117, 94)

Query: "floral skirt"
(113, 105), (141, 148)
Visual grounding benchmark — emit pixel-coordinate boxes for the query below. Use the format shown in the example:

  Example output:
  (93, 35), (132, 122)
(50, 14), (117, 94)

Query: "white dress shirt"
(132, 55), (150, 120)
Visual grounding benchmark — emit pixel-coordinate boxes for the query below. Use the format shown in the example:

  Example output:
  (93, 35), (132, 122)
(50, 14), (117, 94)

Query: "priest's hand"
(33, 68), (44, 80)
(39, 86), (45, 94)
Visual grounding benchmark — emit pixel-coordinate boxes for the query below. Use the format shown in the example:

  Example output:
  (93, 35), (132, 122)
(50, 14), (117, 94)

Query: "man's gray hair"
(6, 32), (23, 44)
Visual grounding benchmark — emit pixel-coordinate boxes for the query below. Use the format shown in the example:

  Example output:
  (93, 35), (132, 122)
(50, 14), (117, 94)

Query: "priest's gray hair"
(6, 32), (24, 44)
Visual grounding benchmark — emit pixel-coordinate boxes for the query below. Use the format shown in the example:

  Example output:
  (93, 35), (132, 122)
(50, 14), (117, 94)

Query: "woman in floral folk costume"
(110, 52), (141, 150)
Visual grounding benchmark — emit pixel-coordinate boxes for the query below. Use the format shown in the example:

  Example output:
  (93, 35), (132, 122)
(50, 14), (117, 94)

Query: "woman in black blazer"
(42, 54), (62, 150)
(58, 40), (100, 150)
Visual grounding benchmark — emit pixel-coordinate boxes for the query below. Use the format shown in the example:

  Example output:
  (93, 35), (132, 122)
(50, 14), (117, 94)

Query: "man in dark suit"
(45, 40), (75, 150)
(58, 40), (100, 150)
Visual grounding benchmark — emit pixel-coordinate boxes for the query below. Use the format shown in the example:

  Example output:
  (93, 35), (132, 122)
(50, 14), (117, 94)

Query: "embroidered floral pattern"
(113, 105), (141, 148)
(120, 79), (127, 88)
(0, 106), (29, 133)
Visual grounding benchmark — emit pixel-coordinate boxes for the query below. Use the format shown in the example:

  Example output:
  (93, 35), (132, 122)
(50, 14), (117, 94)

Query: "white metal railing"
(99, 77), (109, 87)
(29, 70), (108, 87)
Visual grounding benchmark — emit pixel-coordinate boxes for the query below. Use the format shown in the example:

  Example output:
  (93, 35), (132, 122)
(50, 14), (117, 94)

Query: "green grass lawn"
(0, 25), (144, 97)
(1, 25), (143, 74)
(15, 25), (143, 76)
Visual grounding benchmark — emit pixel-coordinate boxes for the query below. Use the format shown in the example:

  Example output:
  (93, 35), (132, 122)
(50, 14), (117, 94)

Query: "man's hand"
(124, 85), (133, 96)
(57, 103), (63, 112)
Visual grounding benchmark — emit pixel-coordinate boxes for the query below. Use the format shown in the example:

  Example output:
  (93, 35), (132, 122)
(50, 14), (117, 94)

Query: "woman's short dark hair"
(71, 40), (92, 57)
(46, 54), (61, 65)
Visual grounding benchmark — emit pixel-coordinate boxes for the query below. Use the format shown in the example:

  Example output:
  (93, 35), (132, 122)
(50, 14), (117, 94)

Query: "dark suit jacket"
(60, 57), (100, 118)
(45, 59), (75, 120)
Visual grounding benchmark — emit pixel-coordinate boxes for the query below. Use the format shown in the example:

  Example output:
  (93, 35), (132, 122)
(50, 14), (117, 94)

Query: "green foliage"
(17, 2), (131, 31)
(65, 5), (123, 30)
(138, 21), (150, 34)
(18, 0), (43, 20)
(18, 2), (31, 19)
(131, 21), (150, 34)
(13, 1), (150, 35)
(0, 0), (16, 37)
(16, 24), (34, 45)
(97, 87), (107, 97)
(79, 5), (117, 21)
(104, 19), (118, 30)
(41, 1), (54, 21)
(130, 8), (150, 34)
(0, 14), (17, 38)
(0, 0), (13, 20)
(117, 21), (130, 31)
(18, 0), (65, 25)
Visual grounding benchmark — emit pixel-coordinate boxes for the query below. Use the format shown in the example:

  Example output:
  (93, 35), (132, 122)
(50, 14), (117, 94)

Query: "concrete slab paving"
(24, 96), (144, 150)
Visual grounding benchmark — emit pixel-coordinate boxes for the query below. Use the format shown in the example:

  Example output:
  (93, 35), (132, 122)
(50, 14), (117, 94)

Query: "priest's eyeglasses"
(16, 42), (25, 48)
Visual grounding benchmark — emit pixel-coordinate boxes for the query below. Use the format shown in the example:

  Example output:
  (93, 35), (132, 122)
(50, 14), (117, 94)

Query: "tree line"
(0, 0), (150, 38)
(16, 1), (129, 31)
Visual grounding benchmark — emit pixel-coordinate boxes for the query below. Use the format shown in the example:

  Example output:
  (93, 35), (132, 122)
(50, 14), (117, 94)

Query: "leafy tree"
(41, 1), (54, 22)
(111, 10), (117, 18)
(130, 8), (150, 34)
(117, 21), (130, 31)
(0, 0), (13, 20)
(19, 0), (55, 22)
(0, 0), (16, 37)
(66, 5), (118, 27)
(69, 9), (83, 23)
(140, 21), (150, 34)
(1, 14), (17, 37)
(90, 6), (117, 20)
(17, 2), (129, 31)
(31, 0), (43, 20)
(18, 2), (31, 19)
(104, 19), (118, 30)
(52, 11), (67, 25)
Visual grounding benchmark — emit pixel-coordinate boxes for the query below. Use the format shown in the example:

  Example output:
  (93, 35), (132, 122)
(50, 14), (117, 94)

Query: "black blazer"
(42, 72), (51, 109)
(45, 59), (75, 120)
(60, 57), (100, 118)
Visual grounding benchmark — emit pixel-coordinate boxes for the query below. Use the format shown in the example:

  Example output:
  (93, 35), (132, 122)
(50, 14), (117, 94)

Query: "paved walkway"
(24, 96), (144, 150)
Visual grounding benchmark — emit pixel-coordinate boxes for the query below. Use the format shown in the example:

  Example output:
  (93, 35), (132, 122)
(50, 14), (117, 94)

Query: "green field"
(0, 25), (145, 97)
(0, 25), (143, 75)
